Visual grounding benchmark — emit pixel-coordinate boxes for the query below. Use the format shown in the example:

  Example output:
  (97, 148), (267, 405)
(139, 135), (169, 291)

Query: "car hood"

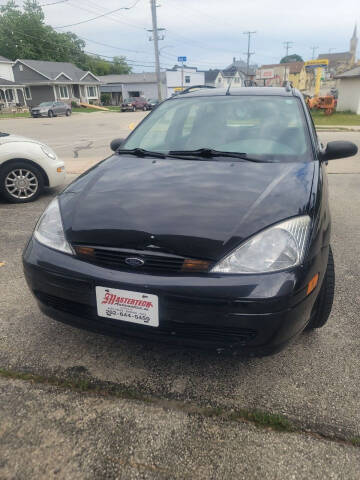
(60, 155), (315, 261)
(0, 134), (45, 146)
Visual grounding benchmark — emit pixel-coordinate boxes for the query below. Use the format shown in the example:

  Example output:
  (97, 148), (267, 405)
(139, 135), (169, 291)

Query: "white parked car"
(0, 133), (66, 203)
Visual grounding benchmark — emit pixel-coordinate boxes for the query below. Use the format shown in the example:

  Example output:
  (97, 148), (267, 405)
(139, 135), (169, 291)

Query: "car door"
(54, 102), (65, 115)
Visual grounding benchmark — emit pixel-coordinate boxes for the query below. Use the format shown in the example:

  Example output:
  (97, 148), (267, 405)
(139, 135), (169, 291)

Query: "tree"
(280, 54), (303, 63)
(0, 1), (131, 75)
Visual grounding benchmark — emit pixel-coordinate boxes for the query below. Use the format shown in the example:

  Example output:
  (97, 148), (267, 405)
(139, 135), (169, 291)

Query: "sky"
(25, 0), (360, 71)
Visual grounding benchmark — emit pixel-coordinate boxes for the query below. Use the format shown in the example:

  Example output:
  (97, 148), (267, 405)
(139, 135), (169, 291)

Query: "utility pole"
(243, 31), (256, 77)
(149, 0), (162, 101)
(310, 45), (319, 60)
(283, 41), (294, 57)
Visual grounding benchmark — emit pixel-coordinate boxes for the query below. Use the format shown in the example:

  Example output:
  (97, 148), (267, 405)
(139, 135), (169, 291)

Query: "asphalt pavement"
(1, 114), (360, 478)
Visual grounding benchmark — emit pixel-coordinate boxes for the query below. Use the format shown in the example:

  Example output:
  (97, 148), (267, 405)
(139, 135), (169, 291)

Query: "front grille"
(35, 292), (257, 346)
(74, 246), (209, 274)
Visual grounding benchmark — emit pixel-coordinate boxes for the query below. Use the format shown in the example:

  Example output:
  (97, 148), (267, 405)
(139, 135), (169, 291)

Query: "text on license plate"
(95, 286), (159, 327)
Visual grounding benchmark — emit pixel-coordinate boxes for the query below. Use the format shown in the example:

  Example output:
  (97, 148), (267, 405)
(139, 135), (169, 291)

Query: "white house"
(0, 55), (26, 108)
(336, 66), (360, 114)
(99, 72), (167, 105)
(165, 65), (205, 97)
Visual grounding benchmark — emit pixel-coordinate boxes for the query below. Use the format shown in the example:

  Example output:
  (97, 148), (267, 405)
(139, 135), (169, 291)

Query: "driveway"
(0, 111), (148, 173)
(1, 120), (360, 478)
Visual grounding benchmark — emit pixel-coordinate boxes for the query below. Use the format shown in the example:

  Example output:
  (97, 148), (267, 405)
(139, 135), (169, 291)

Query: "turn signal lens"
(75, 246), (95, 257)
(307, 273), (319, 295)
(182, 259), (210, 272)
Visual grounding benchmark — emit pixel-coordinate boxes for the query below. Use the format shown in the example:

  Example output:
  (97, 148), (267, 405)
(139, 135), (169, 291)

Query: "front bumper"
(31, 111), (48, 117)
(23, 238), (326, 354)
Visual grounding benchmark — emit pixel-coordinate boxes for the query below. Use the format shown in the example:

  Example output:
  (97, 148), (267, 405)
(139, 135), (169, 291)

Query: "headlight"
(41, 145), (57, 160)
(211, 216), (311, 274)
(34, 198), (73, 255)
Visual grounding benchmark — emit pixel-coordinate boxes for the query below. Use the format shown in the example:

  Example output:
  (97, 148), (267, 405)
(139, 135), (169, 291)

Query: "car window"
(124, 95), (312, 162)
(39, 102), (53, 107)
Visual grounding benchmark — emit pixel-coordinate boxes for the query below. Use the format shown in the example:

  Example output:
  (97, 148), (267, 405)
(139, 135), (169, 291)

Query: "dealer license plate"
(96, 286), (159, 327)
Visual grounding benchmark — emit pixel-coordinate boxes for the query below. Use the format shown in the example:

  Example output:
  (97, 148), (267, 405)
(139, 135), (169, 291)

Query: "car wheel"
(66, 109), (71, 117)
(143, 106), (147, 111)
(133, 106), (136, 112)
(305, 246), (335, 330)
(0, 161), (44, 203)
(48, 110), (54, 118)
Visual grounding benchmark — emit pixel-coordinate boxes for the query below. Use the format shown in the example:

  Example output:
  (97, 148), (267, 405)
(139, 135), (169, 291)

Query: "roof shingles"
(17, 59), (99, 82)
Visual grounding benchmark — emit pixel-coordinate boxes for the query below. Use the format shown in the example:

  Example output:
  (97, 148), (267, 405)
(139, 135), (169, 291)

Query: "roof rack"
(178, 85), (216, 95)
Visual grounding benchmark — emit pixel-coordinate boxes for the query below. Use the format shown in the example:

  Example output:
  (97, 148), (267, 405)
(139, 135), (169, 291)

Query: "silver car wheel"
(5, 168), (39, 199)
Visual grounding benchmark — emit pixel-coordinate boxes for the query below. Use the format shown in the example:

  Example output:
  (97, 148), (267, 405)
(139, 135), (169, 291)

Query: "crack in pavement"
(73, 141), (93, 158)
(1, 366), (360, 448)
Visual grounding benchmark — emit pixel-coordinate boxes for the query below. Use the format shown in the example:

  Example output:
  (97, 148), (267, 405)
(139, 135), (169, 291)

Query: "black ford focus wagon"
(23, 87), (358, 355)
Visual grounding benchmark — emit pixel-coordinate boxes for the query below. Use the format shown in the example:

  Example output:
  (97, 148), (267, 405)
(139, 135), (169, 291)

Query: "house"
(335, 66), (360, 114)
(256, 62), (311, 90)
(204, 69), (224, 87)
(318, 25), (358, 76)
(99, 72), (166, 105)
(222, 65), (246, 87)
(0, 55), (26, 108)
(225, 57), (257, 80)
(12, 59), (101, 107)
(165, 65), (205, 97)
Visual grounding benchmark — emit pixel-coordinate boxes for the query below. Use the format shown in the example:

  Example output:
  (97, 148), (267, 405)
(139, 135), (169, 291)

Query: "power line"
(283, 41), (294, 57)
(40, 0), (69, 6)
(310, 45), (319, 59)
(55, 1), (141, 28)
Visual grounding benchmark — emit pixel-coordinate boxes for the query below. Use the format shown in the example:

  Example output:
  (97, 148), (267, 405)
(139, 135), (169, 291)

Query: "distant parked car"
(0, 132), (65, 203)
(121, 97), (150, 112)
(31, 101), (71, 118)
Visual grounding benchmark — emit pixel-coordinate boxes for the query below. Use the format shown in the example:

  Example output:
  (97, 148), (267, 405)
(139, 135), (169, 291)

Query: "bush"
(101, 93), (111, 105)
(71, 100), (79, 108)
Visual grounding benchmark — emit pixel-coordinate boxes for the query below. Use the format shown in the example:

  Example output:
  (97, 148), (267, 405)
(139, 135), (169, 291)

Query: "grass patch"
(311, 111), (360, 126)
(106, 106), (122, 111)
(233, 409), (295, 432)
(351, 437), (360, 446)
(0, 111), (30, 119)
(72, 107), (104, 113)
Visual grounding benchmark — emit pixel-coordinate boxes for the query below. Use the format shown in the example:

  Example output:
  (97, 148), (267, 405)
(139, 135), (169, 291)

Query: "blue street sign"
(178, 56), (187, 62)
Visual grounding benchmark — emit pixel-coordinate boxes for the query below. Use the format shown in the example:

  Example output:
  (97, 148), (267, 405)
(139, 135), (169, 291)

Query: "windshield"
(123, 95), (312, 162)
(38, 102), (53, 107)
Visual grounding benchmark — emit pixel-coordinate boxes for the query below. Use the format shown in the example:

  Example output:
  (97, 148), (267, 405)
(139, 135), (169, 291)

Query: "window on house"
(24, 87), (31, 100)
(5, 89), (14, 102)
(59, 86), (69, 99)
(234, 77), (240, 84)
(185, 75), (191, 83)
(128, 91), (140, 97)
(87, 86), (97, 98)
(19, 64), (23, 71)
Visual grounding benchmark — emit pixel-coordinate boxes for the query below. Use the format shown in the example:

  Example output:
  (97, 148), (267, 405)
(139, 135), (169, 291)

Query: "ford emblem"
(124, 257), (145, 267)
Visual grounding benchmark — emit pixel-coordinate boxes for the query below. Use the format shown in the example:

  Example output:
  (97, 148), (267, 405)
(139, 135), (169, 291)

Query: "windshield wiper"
(168, 148), (268, 163)
(117, 148), (166, 159)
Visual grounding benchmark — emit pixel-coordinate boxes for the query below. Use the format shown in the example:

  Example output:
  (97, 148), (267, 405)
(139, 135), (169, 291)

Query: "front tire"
(306, 246), (335, 330)
(66, 109), (71, 117)
(48, 110), (54, 118)
(0, 161), (44, 203)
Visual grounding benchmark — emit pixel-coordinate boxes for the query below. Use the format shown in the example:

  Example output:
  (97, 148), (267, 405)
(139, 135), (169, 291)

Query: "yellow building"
(256, 62), (312, 91)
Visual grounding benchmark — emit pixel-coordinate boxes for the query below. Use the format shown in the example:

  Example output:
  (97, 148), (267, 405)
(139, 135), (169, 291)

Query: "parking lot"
(1, 112), (360, 478)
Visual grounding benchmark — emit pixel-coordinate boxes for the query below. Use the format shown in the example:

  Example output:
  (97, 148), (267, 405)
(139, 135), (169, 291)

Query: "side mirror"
(321, 141), (358, 161)
(110, 138), (125, 152)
